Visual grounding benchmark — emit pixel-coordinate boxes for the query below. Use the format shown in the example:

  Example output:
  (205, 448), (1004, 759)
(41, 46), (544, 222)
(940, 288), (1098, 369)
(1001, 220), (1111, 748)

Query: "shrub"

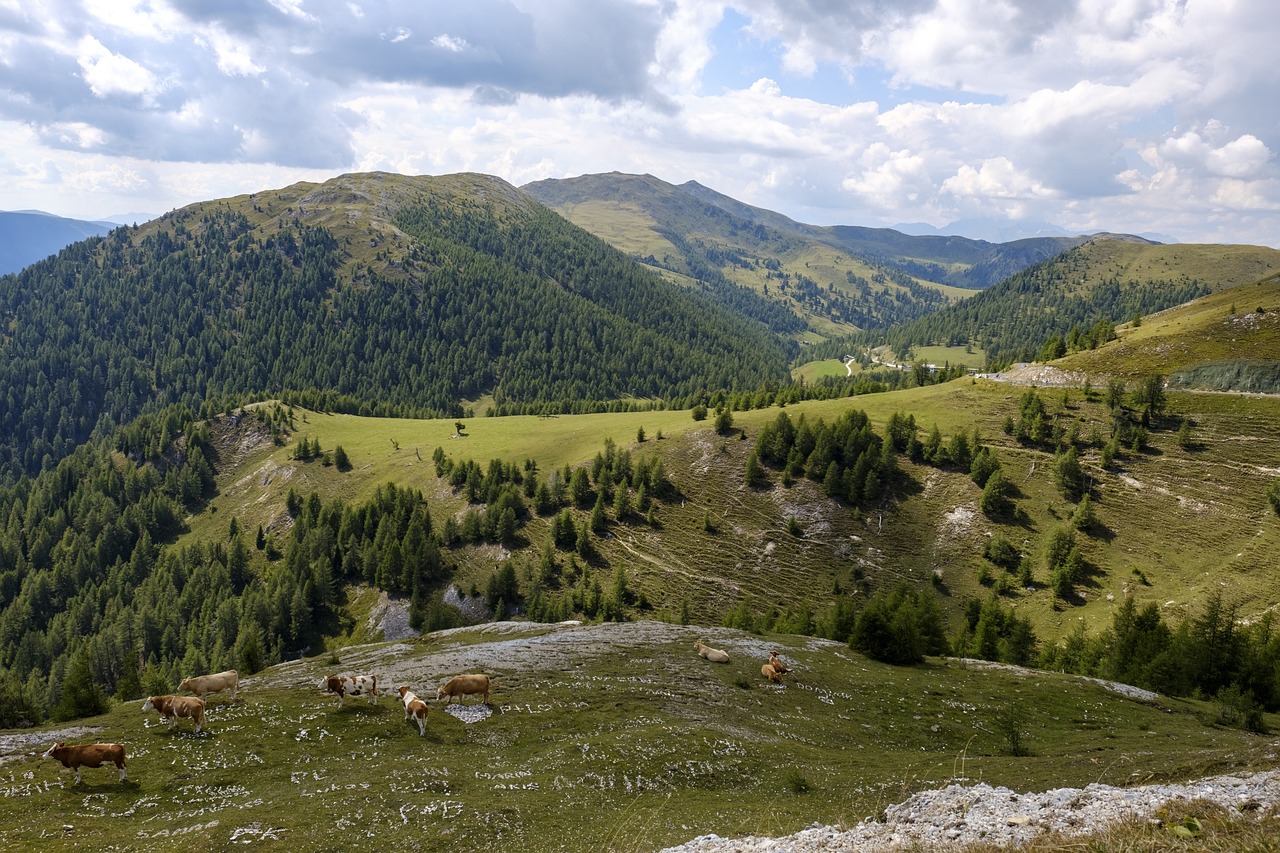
(993, 703), (1032, 756)
(782, 768), (811, 793)
(984, 535), (1019, 571)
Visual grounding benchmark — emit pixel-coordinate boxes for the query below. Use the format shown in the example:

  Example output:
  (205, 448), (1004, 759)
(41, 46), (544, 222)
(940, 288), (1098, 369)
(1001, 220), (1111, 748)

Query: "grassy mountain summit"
(0, 171), (793, 482)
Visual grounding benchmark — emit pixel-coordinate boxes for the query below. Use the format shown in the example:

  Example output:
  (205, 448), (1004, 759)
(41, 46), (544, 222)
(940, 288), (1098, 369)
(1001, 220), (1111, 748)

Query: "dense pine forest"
(0, 177), (795, 486)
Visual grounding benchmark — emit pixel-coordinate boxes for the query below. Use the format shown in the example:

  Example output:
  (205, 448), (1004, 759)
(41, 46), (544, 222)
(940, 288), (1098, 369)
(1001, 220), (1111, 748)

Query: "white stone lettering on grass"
(498, 703), (556, 715)
(137, 820), (220, 839)
(230, 824), (288, 843)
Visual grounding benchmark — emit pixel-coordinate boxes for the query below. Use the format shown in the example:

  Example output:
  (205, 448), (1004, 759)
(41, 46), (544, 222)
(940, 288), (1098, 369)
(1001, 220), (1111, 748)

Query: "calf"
(436, 673), (491, 705)
(179, 669), (239, 702)
(323, 674), (379, 708)
(142, 694), (206, 734)
(42, 742), (127, 783)
(694, 640), (730, 663)
(398, 686), (430, 736)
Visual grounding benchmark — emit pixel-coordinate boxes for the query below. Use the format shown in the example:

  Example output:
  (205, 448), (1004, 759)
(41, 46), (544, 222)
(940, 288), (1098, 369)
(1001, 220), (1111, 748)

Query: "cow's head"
(141, 697), (155, 712)
(41, 743), (63, 759)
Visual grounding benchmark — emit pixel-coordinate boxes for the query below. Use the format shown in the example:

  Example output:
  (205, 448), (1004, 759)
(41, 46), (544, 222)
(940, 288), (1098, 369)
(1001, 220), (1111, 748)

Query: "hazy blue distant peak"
(892, 217), (1071, 243)
(101, 212), (159, 226)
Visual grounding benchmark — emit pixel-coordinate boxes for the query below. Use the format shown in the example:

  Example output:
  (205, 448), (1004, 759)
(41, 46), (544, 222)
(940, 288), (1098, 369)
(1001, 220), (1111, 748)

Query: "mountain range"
(2, 170), (1280, 845)
(0, 210), (115, 275)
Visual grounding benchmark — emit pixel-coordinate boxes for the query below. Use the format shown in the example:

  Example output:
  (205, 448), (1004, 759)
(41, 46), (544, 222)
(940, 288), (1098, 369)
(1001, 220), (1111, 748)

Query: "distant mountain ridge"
(522, 173), (1116, 339)
(0, 210), (113, 275)
(894, 216), (1177, 245)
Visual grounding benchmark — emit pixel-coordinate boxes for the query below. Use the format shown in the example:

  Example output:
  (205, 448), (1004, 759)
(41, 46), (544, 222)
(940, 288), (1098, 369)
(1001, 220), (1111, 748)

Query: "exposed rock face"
(661, 770), (1280, 852)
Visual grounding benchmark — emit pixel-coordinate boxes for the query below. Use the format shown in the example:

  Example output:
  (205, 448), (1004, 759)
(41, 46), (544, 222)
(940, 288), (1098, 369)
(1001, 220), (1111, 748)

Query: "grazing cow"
(142, 695), (206, 734)
(768, 651), (791, 674)
(323, 674), (379, 708)
(694, 640), (730, 663)
(398, 686), (430, 736)
(179, 669), (239, 702)
(41, 742), (127, 784)
(436, 673), (491, 705)
(761, 662), (783, 684)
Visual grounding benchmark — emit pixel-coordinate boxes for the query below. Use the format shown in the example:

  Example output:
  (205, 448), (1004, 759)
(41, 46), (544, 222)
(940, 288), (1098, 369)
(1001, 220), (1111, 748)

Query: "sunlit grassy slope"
(3, 620), (1274, 851)
(189, 372), (1280, 646)
(1059, 271), (1280, 388)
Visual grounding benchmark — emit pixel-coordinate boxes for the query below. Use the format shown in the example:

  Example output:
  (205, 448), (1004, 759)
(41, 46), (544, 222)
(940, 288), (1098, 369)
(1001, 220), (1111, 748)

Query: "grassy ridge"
(2, 621), (1274, 851)
(194, 374), (1280, 643)
(1060, 272), (1280, 385)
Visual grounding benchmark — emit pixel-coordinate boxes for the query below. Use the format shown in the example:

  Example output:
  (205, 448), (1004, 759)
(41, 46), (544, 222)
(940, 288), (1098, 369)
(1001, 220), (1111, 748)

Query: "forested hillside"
(525, 173), (1102, 338)
(808, 238), (1280, 370)
(0, 172), (794, 485)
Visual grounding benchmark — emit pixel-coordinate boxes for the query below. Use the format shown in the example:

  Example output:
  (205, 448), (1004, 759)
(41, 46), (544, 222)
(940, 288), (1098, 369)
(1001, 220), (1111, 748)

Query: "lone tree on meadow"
(1131, 374), (1167, 421)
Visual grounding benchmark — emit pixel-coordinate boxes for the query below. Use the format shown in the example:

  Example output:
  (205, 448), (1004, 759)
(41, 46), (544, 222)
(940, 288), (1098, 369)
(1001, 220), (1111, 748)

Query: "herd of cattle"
(41, 641), (788, 785)
(39, 668), (493, 785)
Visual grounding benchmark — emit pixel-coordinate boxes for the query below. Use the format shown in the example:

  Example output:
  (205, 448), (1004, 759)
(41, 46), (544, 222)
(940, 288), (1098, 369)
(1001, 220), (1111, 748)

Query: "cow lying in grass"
(143, 695), (206, 734)
(695, 640), (730, 663)
(436, 673), (491, 705)
(42, 742), (126, 784)
(324, 674), (379, 708)
(768, 651), (791, 674)
(398, 686), (430, 736)
(761, 662), (784, 684)
(179, 669), (238, 702)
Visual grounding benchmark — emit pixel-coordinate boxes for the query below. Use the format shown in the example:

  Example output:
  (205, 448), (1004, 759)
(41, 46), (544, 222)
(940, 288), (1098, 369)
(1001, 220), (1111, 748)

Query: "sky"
(1, 0), (1278, 245)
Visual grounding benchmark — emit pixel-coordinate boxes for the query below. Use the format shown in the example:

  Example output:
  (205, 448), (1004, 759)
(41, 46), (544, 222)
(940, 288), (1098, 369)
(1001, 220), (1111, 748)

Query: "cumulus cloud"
(0, 0), (1278, 245)
(1159, 130), (1273, 179)
(942, 157), (1055, 200)
(75, 36), (160, 100)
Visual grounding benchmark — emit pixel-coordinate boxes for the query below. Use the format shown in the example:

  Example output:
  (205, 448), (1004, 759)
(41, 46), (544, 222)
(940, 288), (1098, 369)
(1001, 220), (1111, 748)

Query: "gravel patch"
(367, 590), (419, 642)
(661, 769), (1280, 852)
(0, 726), (104, 761)
(443, 704), (493, 724)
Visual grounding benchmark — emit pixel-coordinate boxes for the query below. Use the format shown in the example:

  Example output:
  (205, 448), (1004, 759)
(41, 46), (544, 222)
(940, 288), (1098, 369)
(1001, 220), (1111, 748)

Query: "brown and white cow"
(768, 651), (791, 674)
(42, 742), (127, 783)
(398, 686), (430, 736)
(436, 673), (491, 705)
(179, 669), (238, 702)
(323, 674), (378, 708)
(142, 694), (206, 734)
